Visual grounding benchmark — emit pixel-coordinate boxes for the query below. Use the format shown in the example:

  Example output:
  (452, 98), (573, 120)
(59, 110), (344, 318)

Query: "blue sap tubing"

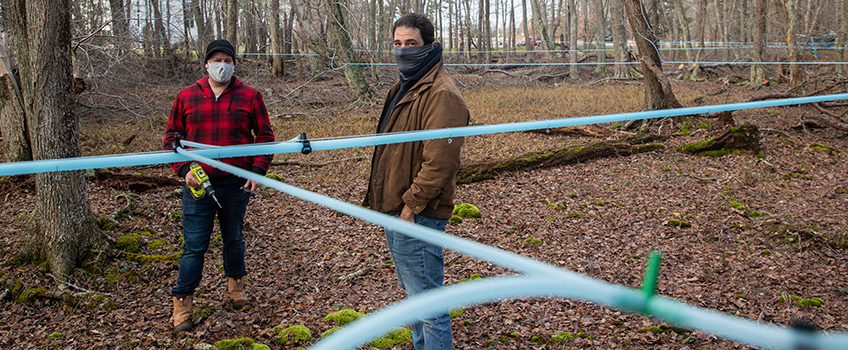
(2, 93), (848, 177)
(176, 148), (848, 350)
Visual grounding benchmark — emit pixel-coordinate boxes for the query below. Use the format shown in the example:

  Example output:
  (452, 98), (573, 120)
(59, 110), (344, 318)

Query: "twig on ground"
(47, 273), (114, 297)
(760, 128), (790, 137)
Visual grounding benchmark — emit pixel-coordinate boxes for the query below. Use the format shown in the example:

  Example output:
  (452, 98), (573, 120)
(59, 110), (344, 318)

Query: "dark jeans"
(172, 182), (250, 296)
(385, 215), (453, 350)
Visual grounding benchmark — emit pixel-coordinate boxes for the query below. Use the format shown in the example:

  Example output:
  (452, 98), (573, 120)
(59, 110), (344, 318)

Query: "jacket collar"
(393, 59), (443, 105)
(196, 76), (242, 94)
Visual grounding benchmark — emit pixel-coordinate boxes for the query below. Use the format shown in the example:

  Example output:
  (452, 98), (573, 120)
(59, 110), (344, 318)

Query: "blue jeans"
(172, 182), (250, 296)
(385, 215), (452, 350)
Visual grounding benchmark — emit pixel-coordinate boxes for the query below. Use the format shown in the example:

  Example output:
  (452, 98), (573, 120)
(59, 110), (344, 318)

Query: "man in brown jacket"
(363, 13), (469, 350)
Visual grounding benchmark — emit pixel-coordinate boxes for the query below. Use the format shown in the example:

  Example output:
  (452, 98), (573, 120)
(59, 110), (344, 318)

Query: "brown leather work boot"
(227, 276), (253, 311)
(172, 295), (194, 333)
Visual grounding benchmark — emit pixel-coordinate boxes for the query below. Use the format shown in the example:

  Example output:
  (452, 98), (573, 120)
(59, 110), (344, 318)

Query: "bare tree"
(776, 0), (801, 85)
(592, 0), (608, 77)
(623, 0), (682, 110)
(326, 0), (374, 102)
(609, 0), (632, 79)
(9, 0), (101, 276)
(671, 0), (695, 80)
(568, 0), (577, 79)
(0, 35), (30, 162)
(227, 0), (238, 48)
(270, 0), (284, 76)
(749, 0), (767, 85)
(108, 0), (130, 37)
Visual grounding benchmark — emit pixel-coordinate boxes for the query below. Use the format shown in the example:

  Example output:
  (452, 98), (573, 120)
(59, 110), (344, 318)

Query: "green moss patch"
(95, 216), (116, 230)
(369, 327), (412, 349)
(121, 251), (181, 264)
(453, 203), (482, 218)
(115, 233), (142, 253)
(449, 215), (463, 225)
(667, 219), (692, 228)
(728, 200), (748, 211)
(214, 337), (270, 350)
(15, 287), (46, 303)
(449, 308), (465, 318)
(458, 273), (483, 282)
(271, 324), (313, 345)
(324, 308), (365, 326)
(192, 307), (211, 323)
(322, 326), (341, 338)
(169, 211), (182, 219)
(676, 124), (760, 157)
(523, 238), (543, 247)
(797, 297), (824, 307)
(265, 173), (284, 181)
(809, 143), (842, 155)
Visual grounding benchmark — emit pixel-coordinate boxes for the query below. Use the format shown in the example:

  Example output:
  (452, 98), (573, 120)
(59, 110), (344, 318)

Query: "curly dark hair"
(392, 13), (435, 45)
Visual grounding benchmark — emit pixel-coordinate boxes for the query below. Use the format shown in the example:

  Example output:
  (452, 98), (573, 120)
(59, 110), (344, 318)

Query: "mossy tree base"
(457, 135), (666, 184)
(676, 124), (762, 157)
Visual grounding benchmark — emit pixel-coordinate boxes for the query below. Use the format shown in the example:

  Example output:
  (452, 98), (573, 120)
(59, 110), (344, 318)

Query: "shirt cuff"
(177, 164), (191, 178)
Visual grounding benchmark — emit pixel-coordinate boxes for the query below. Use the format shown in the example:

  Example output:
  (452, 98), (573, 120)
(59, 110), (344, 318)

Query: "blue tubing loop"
(2, 93), (848, 177)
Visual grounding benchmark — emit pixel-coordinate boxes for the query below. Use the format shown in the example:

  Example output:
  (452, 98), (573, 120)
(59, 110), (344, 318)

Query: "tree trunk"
(326, 0), (373, 102)
(592, 0), (608, 77)
(840, 0), (848, 75)
(227, 0), (239, 49)
(193, 0), (211, 58)
(691, 0), (706, 80)
(609, 0), (632, 79)
(9, 0), (100, 277)
(0, 35), (30, 163)
(151, 0), (170, 57)
(671, 0), (694, 80)
(568, 0), (577, 79)
(477, 0), (485, 63)
(522, 0), (532, 62)
(749, 0), (767, 85)
(779, 0), (801, 85)
(108, 0), (130, 38)
(270, 0), (284, 77)
(623, 0), (682, 110)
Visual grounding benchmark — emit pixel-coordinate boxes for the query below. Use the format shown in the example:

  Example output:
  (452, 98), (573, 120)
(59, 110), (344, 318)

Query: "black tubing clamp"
(299, 132), (312, 155)
(171, 132), (183, 152)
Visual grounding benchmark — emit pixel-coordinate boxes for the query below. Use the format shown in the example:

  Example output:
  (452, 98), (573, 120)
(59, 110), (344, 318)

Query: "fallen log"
(526, 124), (612, 138)
(457, 135), (666, 184)
(676, 124), (762, 157)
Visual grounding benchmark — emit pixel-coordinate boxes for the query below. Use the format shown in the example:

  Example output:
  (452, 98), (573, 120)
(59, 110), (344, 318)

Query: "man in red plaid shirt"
(163, 39), (275, 333)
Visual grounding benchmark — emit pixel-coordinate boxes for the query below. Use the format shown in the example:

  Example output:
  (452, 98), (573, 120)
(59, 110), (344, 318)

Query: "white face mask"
(207, 62), (234, 83)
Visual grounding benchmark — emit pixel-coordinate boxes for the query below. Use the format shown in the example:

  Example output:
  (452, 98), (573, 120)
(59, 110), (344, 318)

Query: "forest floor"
(2, 60), (848, 350)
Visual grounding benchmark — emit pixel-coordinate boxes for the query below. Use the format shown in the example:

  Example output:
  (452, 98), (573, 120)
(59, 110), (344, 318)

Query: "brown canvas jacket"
(365, 60), (470, 219)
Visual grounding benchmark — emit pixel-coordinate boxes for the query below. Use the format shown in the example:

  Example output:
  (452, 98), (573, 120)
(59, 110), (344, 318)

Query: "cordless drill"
(187, 162), (221, 208)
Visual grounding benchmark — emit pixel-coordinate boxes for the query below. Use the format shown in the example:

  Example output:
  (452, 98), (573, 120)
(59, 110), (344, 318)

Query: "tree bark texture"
(227, 0), (239, 49)
(610, 0), (632, 78)
(9, 0), (99, 276)
(592, 0), (607, 77)
(270, 0), (284, 76)
(750, 0), (767, 85)
(0, 35), (30, 163)
(623, 0), (681, 110)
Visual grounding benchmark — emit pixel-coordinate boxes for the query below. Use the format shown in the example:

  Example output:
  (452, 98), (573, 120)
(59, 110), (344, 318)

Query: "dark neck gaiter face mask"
(395, 44), (435, 79)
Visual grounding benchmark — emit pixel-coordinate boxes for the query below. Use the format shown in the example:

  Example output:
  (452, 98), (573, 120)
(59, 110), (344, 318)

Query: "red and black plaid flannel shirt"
(163, 76), (275, 179)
